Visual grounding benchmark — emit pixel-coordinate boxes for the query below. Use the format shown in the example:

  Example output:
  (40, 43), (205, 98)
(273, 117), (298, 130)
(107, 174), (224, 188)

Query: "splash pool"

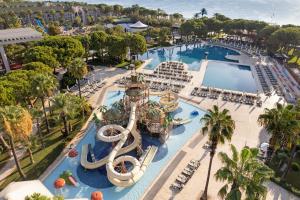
(43, 91), (205, 199)
(140, 44), (240, 71)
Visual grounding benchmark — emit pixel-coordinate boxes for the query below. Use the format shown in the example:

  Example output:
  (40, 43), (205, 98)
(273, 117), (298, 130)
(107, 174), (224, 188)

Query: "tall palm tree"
(30, 108), (45, 148)
(200, 105), (235, 200)
(31, 73), (57, 134)
(0, 106), (33, 179)
(67, 58), (88, 98)
(52, 93), (80, 137)
(200, 8), (208, 18)
(215, 145), (274, 200)
(258, 103), (297, 160)
(281, 102), (300, 181)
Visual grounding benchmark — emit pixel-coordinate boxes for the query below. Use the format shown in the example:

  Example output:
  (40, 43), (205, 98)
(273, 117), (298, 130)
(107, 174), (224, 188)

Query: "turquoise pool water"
(43, 91), (205, 199)
(140, 44), (240, 71)
(202, 61), (258, 93)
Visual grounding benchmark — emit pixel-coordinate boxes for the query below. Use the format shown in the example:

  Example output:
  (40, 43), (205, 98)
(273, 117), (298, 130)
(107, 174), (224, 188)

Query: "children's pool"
(140, 44), (240, 71)
(43, 91), (205, 199)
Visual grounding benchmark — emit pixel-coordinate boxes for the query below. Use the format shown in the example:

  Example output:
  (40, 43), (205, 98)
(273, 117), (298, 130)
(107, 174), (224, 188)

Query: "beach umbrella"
(54, 178), (65, 189)
(91, 191), (103, 200)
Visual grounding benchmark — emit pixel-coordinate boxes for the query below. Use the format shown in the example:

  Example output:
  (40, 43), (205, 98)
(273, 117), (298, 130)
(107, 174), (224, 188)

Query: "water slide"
(81, 103), (157, 187)
(173, 118), (192, 126)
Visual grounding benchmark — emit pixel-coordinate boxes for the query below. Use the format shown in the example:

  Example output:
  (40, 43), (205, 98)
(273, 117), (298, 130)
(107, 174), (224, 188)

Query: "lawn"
(269, 154), (300, 196)
(0, 151), (10, 171)
(0, 116), (89, 190)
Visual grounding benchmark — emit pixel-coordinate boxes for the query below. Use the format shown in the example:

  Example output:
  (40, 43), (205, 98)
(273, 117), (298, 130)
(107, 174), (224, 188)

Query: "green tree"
(215, 145), (273, 200)
(200, 8), (208, 18)
(23, 46), (60, 72)
(1, 70), (37, 105)
(74, 35), (91, 61)
(48, 24), (61, 36)
(25, 193), (50, 200)
(31, 73), (57, 134)
(0, 105), (33, 179)
(90, 31), (108, 60)
(67, 58), (88, 98)
(268, 27), (300, 53)
(280, 101), (300, 181)
(23, 62), (52, 74)
(200, 105), (235, 200)
(158, 27), (171, 45)
(0, 83), (15, 106)
(258, 103), (298, 160)
(127, 34), (147, 59)
(107, 35), (128, 62)
(38, 36), (85, 67)
(52, 93), (81, 137)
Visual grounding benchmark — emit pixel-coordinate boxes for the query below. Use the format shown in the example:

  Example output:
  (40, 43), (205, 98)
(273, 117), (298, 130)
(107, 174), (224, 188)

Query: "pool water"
(43, 91), (205, 199)
(202, 61), (258, 93)
(140, 44), (240, 71)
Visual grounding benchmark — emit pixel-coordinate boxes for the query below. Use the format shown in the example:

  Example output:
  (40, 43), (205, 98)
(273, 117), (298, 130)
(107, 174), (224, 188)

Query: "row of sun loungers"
(115, 76), (184, 93)
(170, 159), (201, 191)
(210, 40), (264, 56)
(255, 65), (271, 95)
(153, 62), (193, 82)
(191, 87), (262, 106)
(69, 80), (106, 98)
(262, 65), (284, 96)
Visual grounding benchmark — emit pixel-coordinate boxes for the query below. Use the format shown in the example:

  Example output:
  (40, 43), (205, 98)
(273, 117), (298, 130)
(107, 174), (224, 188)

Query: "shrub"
(291, 162), (300, 171)
(60, 72), (76, 89)
(134, 60), (143, 68)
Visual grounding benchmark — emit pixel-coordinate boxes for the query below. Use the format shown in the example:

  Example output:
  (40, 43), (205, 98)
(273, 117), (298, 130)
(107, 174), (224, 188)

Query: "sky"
(53, 0), (300, 25)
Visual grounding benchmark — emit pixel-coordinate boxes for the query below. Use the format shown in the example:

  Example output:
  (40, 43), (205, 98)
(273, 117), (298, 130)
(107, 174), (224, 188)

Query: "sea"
(56, 0), (300, 25)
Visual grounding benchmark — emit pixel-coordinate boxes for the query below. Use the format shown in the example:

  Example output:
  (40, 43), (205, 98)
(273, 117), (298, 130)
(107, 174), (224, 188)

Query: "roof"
(0, 28), (42, 46)
(130, 21), (148, 29)
(0, 180), (53, 200)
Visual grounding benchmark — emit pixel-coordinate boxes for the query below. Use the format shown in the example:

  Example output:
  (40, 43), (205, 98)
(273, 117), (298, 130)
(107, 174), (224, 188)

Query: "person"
(118, 90), (121, 95)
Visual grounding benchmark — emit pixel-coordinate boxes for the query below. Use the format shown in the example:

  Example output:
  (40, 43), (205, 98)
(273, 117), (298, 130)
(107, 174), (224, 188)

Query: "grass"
(115, 61), (130, 68)
(0, 115), (89, 190)
(269, 154), (300, 197)
(0, 151), (10, 171)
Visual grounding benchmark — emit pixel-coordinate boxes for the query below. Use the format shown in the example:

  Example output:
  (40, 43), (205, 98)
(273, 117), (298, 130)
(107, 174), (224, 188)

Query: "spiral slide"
(81, 103), (157, 187)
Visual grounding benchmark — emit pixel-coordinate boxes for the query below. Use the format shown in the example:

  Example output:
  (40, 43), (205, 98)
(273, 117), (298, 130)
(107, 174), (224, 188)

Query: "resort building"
(0, 28), (42, 73)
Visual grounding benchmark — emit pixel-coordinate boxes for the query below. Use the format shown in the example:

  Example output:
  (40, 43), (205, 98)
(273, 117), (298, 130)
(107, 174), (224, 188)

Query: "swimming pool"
(202, 61), (258, 93)
(140, 44), (240, 71)
(43, 91), (205, 199)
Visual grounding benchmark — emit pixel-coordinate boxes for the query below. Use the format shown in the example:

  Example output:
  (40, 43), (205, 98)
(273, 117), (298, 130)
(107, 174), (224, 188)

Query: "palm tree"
(30, 108), (45, 148)
(215, 145), (273, 200)
(200, 8), (207, 18)
(73, 95), (90, 118)
(67, 58), (88, 98)
(258, 103), (297, 160)
(31, 73), (57, 134)
(0, 106), (33, 179)
(200, 105), (235, 200)
(52, 93), (80, 137)
(280, 102), (300, 181)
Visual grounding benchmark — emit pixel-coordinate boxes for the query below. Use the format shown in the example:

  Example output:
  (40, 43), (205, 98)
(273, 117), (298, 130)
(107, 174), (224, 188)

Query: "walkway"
(0, 149), (25, 182)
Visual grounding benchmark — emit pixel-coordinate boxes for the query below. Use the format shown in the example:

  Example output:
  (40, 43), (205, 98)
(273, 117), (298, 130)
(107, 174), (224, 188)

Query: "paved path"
(0, 149), (25, 182)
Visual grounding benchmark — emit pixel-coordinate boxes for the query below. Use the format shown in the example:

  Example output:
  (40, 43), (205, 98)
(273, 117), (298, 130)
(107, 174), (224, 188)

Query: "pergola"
(0, 28), (43, 73)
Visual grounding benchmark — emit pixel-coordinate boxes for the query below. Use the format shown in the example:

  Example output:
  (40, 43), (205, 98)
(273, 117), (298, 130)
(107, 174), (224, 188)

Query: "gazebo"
(129, 21), (148, 31)
(0, 28), (43, 73)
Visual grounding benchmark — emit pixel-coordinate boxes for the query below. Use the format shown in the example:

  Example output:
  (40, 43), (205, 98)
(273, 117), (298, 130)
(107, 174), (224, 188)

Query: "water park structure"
(80, 72), (191, 187)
